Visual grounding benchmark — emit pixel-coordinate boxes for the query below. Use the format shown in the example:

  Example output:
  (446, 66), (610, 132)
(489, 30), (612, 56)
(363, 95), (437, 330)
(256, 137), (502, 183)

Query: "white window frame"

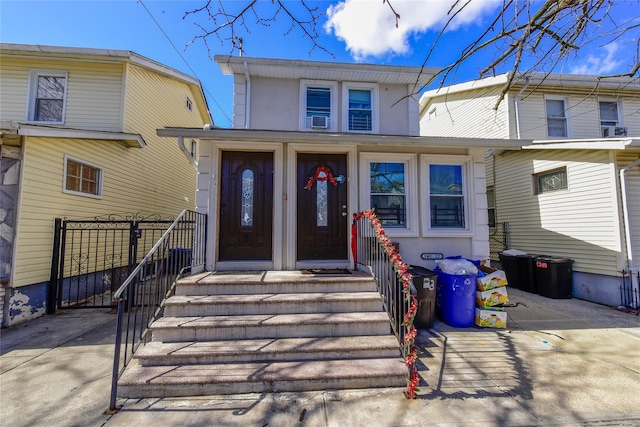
(63, 155), (103, 199)
(359, 152), (418, 237)
(26, 69), (68, 124)
(299, 80), (338, 132)
(421, 155), (474, 237)
(342, 82), (379, 133)
(598, 98), (624, 136)
(544, 95), (570, 138)
(186, 95), (193, 112)
(533, 166), (568, 195)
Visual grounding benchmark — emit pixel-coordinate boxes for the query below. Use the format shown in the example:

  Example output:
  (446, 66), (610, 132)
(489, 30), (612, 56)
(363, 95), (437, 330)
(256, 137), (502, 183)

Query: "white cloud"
(568, 41), (624, 75)
(325, 0), (500, 61)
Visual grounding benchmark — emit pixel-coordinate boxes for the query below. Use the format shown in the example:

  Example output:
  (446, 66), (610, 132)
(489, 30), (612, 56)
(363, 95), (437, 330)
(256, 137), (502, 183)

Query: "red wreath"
(304, 165), (338, 190)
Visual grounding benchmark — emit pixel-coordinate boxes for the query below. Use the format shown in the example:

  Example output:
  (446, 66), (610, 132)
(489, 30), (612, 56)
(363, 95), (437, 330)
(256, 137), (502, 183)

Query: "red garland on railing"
(353, 209), (420, 399)
(304, 165), (338, 190)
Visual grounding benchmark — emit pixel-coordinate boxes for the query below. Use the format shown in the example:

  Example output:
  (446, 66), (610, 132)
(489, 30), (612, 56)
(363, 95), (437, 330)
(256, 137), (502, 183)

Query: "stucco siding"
(250, 77), (299, 131)
(0, 56), (124, 131)
(420, 86), (509, 139)
(495, 149), (621, 276)
(379, 84), (410, 135)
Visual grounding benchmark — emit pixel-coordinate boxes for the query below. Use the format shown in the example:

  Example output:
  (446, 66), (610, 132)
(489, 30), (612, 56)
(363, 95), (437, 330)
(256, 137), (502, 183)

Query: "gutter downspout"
(620, 157), (640, 308)
(177, 136), (198, 170)
(513, 76), (530, 139)
(243, 61), (251, 129)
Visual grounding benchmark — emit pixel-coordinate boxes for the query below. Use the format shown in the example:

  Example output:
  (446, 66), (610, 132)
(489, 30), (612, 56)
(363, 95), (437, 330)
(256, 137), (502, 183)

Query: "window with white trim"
(342, 82), (378, 133)
(27, 69), (68, 123)
(63, 156), (103, 198)
(599, 100), (625, 137)
(533, 167), (567, 195)
(545, 97), (568, 138)
(300, 80), (338, 131)
(360, 153), (418, 236)
(421, 155), (472, 234)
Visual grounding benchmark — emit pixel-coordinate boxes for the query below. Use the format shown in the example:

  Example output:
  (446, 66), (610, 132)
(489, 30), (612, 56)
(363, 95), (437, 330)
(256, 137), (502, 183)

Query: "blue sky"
(2, 0), (638, 127)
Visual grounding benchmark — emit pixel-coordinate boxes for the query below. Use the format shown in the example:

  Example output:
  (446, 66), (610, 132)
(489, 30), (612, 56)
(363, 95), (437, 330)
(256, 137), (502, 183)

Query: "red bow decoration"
(304, 165), (338, 190)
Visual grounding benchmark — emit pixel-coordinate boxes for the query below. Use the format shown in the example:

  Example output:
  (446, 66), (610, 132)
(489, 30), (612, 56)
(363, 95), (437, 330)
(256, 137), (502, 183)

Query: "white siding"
(617, 152), (640, 271)
(420, 86), (510, 139)
(495, 149), (622, 276)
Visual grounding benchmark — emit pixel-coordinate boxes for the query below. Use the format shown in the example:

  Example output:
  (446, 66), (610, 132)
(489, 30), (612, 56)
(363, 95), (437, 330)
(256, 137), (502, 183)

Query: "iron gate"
(48, 213), (184, 311)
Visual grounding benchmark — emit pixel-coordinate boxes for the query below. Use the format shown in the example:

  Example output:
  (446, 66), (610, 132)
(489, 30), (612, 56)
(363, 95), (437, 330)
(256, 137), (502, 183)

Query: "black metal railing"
(355, 224), (410, 339)
(108, 210), (206, 411)
(620, 270), (639, 309)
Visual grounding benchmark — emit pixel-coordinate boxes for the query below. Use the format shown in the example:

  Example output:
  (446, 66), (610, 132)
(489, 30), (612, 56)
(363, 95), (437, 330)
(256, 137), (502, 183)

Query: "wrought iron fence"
(48, 213), (190, 311)
(109, 209), (206, 411)
(620, 270), (639, 309)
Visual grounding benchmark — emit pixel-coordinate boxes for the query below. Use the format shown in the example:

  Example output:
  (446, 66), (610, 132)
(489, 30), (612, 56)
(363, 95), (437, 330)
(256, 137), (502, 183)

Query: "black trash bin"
(534, 256), (574, 299)
(499, 252), (538, 293)
(409, 266), (437, 329)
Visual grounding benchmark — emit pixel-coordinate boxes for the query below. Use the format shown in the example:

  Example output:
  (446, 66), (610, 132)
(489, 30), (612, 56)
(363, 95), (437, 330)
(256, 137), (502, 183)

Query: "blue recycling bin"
(435, 268), (477, 327)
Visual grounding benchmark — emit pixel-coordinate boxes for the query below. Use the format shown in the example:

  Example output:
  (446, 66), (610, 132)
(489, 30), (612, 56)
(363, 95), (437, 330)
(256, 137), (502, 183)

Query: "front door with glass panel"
(297, 153), (348, 260)
(219, 151), (273, 261)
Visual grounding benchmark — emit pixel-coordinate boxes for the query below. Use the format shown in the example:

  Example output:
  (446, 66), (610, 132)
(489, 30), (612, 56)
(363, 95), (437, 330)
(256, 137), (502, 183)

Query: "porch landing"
(117, 270), (407, 398)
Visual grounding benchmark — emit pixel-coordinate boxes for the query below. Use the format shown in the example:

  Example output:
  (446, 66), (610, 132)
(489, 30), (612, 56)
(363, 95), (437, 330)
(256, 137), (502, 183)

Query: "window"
(186, 96), (193, 112)
(348, 89), (372, 131)
(599, 100), (625, 137)
(487, 187), (496, 227)
(534, 167), (567, 194)
(190, 139), (197, 158)
(545, 98), (568, 138)
(342, 83), (378, 133)
(241, 169), (254, 226)
(370, 162), (406, 227)
(428, 164), (466, 228)
(28, 69), (68, 123)
(64, 156), (103, 198)
(300, 80), (337, 131)
(360, 153), (418, 236)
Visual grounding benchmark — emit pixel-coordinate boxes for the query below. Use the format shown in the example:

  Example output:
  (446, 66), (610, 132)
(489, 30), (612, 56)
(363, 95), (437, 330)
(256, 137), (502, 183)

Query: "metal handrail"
(108, 209), (206, 411)
(353, 210), (419, 398)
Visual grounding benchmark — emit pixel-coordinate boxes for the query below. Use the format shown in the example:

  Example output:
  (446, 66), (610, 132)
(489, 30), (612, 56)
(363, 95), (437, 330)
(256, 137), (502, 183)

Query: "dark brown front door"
(297, 153), (348, 260)
(219, 151), (273, 261)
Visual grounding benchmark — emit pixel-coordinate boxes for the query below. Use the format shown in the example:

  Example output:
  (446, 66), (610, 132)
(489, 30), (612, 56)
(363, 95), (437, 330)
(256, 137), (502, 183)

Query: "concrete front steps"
(117, 270), (407, 398)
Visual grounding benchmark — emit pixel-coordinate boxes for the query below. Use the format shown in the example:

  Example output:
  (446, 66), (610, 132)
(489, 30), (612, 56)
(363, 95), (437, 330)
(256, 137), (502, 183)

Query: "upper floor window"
(186, 96), (193, 112)
(300, 80), (337, 131)
(64, 156), (103, 198)
(28, 69), (68, 123)
(348, 89), (372, 131)
(599, 100), (626, 137)
(545, 98), (568, 138)
(342, 82), (378, 133)
(534, 167), (567, 195)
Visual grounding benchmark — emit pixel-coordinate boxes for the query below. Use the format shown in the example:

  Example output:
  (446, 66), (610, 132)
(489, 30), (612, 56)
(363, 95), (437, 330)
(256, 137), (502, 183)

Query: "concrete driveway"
(1, 287), (639, 426)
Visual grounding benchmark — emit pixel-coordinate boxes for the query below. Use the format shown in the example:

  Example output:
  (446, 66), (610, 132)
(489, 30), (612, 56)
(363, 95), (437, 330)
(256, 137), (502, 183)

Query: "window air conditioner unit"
(602, 126), (628, 138)
(310, 115), (328, 129)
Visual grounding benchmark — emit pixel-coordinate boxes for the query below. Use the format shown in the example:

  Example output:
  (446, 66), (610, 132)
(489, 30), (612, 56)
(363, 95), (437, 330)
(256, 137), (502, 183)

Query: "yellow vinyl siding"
(495, 149), (621, 276)
(0, 57), (124, 131)
(12, 64), (206, 288)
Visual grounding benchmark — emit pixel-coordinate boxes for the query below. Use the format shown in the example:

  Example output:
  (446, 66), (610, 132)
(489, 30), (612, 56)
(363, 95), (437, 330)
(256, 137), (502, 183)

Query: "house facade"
(419, 73), (640, 306)
(158, 56), (525, 274)
(0, 43), (211, 326)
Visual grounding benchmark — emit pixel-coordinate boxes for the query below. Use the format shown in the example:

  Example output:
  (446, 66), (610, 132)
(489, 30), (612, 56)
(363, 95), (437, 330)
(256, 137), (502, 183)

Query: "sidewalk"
(2, 288), (639, 426)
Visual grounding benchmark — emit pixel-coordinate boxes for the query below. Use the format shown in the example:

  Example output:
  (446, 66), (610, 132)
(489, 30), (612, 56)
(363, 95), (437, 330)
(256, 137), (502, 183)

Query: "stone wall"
(1, 141), (22, 327)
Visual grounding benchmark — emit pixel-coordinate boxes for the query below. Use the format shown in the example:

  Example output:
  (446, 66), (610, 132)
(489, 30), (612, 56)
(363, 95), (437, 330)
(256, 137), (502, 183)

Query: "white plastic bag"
(436, 258), (478, 275)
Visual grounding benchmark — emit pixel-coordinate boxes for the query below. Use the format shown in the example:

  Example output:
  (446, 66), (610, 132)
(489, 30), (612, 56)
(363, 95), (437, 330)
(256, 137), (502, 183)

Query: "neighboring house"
(0, 43), (211, 326)
(419, 73), (640, 306)
(158, 56), (524, 274)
